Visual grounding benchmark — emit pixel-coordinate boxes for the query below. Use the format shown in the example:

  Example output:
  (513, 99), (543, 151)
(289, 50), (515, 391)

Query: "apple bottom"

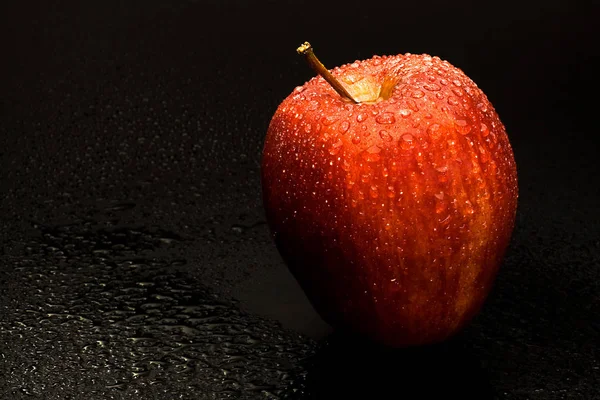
(271, 225), (508, 348)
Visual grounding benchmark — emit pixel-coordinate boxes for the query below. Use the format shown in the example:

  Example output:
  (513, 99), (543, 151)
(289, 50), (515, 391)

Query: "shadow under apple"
(286, 330), (493, 399)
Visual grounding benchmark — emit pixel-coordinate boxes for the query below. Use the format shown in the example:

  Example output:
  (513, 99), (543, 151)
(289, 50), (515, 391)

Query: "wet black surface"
(1, 1), (599, 399)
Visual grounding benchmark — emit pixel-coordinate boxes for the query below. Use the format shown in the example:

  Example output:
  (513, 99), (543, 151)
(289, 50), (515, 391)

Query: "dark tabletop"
(1, 1), (599, 399)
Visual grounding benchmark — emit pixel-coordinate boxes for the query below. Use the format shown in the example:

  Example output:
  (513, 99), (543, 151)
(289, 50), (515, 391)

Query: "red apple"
(261, 42), (518, 347)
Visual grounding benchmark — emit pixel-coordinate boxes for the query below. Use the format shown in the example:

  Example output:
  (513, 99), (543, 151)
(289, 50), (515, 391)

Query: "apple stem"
(297, 42), (358, 104)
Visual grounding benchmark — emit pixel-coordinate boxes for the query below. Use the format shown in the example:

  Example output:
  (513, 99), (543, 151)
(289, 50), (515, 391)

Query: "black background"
(1, 1), (599, 399)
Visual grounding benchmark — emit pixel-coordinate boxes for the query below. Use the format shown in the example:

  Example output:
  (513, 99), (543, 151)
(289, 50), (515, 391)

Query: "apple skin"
(261, 52), (518, 347)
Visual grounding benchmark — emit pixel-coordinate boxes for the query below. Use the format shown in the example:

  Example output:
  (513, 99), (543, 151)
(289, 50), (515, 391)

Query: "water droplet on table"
(231, 225), (244, 233)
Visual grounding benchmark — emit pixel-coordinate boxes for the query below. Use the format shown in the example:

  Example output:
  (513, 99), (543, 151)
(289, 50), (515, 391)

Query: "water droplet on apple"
(464, 200), (474, 214)
(455, 119), (472, 135)
(439, 78), (448, 85)
(342, 159), (351, 171)
(477, 102), (488, 113)
(308, 100), (320, 110)
(370, 185), (379, 198)
(376, 112), (395, 124)
(352, 135), (361, 144)
(478, 145), (489, 163)
(329, 139), (344, 155)
(304, 123), (312, 133)
(440, 215), (451, 225)
(427, 123), (442, 140)
(447, 96), (459, 106)
(411, 90), (425, 98)
(356, 112), (368, 122)
(436, 92), (444, 100)
(358, 190), (365, 200)
(452, 87), (464, 97)
(452, 79), (462, 87)
(322, 115), (338, 125)
(435, 192), (446, 213)
(436, 166), (448, 183)
(294, 86), (305, 93)
(387, 186), (395, 198)
(362, 146), (381, 162)
(480, 122), (489, 137)
(382, 167), (389, 177)
(401, 134), (414, 150)
(396, 191), (404, 204)
(399, 109), (412, 118)
(295, 113), (304, 120)
(407, 99), (419, 112)
(423, 83), (441, 91)
(379, 130), (393, 142)
(471, 158), (481, 174)
(339, 120), (350, 134)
